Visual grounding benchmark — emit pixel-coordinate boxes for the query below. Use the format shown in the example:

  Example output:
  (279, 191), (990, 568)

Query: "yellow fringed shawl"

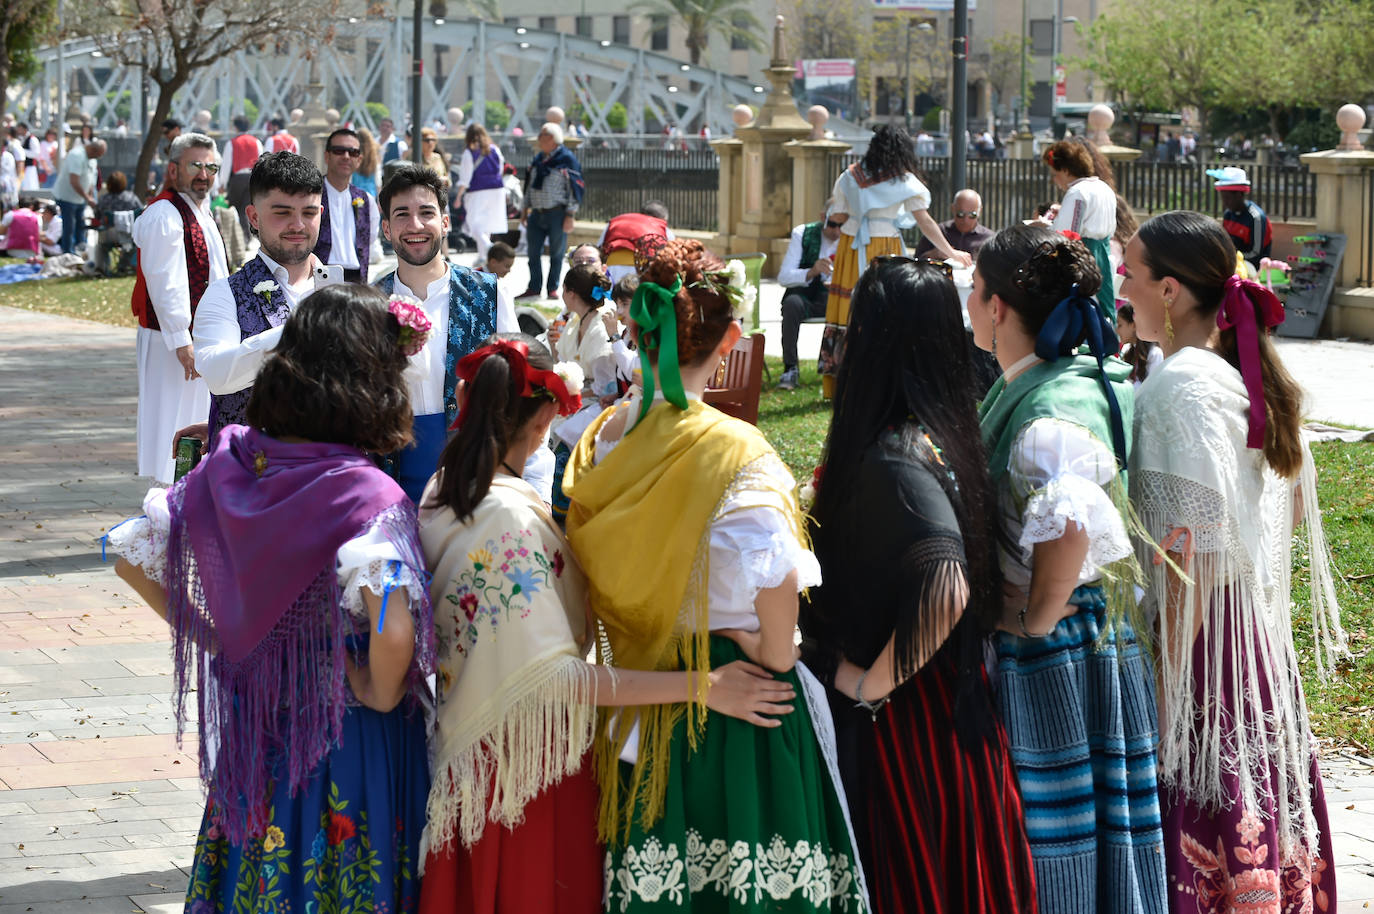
(563, 399), (779, 843)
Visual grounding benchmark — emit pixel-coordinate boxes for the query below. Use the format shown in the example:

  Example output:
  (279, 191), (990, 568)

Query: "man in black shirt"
(914, 188), (994, 258)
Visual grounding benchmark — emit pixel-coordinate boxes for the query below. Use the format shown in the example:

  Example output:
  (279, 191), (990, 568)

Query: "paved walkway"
(0, 301), (1372, 912)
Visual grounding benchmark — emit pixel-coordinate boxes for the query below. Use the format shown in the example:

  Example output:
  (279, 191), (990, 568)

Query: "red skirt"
(836, 659), (1038, 914)
(418, 760), (603, 914)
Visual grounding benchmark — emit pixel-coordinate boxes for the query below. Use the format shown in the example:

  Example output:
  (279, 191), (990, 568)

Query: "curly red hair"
(635, 239), (735, 366)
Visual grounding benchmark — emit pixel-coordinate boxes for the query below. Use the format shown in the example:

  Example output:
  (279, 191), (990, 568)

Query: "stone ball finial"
(1336, 103), (1366, 151)
(324, 108), (341, 127)
(289, 108), (305, 124)
(1086, 104), (1114, 145)
(806, 105), (829, 140)
(732, 104), (753, 127)
(194, 109), (212, 131)
(545, 106), (566, 125)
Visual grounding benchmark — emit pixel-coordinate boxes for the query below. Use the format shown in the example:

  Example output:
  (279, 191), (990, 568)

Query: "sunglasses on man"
(954, 210), (980, 219)
(328, 146), (363, 157)
(825, 219), (843, 229)
(182, 161), (221, 175)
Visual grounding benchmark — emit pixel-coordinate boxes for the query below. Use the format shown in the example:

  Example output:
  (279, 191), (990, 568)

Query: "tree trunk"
(0, 21), (12, 123)
(136, 76), (186, 203)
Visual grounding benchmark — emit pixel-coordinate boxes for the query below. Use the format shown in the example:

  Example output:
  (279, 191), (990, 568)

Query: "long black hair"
(860, 124), (921, 184)
(426, 333), (555, 520)
(809, 258), (1003, 740)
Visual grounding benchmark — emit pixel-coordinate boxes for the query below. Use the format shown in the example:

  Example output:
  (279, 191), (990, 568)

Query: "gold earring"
(1164, 298), (1175, 344)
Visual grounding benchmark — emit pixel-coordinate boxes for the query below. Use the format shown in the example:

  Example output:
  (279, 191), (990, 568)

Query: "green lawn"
(2, 276), (1371, 751)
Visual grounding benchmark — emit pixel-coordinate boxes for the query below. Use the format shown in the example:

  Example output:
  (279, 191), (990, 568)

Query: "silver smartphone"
(313, 263), (345, 287)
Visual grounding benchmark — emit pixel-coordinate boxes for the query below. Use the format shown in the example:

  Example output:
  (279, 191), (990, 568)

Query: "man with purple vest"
(130, 133), (230, 483)
(193, 153), (328, 446)
(313, 128), (378, 283)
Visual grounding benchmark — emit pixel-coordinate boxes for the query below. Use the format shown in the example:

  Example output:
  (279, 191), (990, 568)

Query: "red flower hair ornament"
(450, 339), (583, 430)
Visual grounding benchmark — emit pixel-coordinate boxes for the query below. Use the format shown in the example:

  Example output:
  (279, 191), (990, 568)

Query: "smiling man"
(373, 162), (521, 502)
(130, 133), (230, 483)
(193, 152), (327, 444)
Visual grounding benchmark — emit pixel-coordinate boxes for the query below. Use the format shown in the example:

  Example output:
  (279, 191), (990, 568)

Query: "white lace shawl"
(1130, 346), (1346, 854)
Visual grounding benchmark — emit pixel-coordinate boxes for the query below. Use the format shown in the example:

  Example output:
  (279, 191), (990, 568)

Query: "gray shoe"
(777, 367), (800, 390)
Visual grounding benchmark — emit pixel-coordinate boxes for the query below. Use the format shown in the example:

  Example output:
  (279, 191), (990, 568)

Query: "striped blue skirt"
(994, 587), (1168, 914)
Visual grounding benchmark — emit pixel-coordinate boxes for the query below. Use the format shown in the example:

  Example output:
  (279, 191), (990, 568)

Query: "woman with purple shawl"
(107, 284), (437, 913)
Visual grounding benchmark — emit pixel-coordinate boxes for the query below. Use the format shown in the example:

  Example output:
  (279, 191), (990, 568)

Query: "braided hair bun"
(1014, 238), (1102, 302)
(977, 224), (1104, 335)
(636, 239), (734, 365)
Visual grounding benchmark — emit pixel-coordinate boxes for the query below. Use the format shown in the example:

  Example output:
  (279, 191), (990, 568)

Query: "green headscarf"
(628, 275), (686, 426)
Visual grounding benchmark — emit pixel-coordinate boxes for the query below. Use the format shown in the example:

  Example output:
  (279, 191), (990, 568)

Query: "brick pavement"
(1, 303), (1373, 912)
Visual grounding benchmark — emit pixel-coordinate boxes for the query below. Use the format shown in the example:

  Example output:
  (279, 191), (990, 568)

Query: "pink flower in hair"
(388, 295), (433, 357)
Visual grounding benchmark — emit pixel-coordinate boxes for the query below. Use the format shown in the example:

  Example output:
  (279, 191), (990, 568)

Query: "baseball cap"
(1206, 166), (1251, 193)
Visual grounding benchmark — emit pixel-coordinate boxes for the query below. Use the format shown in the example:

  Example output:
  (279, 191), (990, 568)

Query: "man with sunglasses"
(313, 127), (379, 283)
(913, 188), (993, 258)
(130, 132), (230, 483)
(775, 204), (843, 390)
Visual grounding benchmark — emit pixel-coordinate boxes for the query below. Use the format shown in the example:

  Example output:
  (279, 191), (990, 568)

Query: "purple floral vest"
(207, 256), (291, 444)
(313, 184), (371, 272)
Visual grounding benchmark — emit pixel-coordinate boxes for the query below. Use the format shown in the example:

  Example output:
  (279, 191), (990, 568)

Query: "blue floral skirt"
(185, 701), (431, 914)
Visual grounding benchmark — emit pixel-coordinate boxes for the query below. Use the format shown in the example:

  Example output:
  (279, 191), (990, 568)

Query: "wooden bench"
(704, 331), (766, 425)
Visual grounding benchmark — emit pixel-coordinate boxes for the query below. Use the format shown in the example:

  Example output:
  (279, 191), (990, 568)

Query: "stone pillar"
(1087, 104), (1142, 164)
(1301, 106), (1374, 290)
(786, 136), (850, 230)
(711, 134), (744, 251)
(724, 15), (812, 275)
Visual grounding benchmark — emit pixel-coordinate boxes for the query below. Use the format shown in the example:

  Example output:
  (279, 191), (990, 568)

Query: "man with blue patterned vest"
(193, 153), (328, 446)
(313, 127), (378, 283)
(374, 163), (529, 502)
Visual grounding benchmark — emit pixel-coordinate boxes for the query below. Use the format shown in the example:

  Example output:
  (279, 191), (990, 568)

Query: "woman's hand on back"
(705, 659), (795, 727)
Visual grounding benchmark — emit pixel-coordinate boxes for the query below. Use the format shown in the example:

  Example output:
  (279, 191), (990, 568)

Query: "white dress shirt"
(193, 252), (321, 396)
(323, 181), (380, 270)
(776, 222), (840, 289)
(392, 268), (518, 416)
(130, 194), (231, 350)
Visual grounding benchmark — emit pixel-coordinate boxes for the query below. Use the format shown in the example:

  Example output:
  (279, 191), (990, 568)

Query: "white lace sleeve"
(707, 455), (820, 630)
(336, 524), (426, 624)
(1010, 417), (1131, 579)
(106, 489), (172, 585)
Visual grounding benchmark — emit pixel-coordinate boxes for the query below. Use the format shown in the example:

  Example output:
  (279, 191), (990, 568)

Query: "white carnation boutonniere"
(253, 280), (279, 305)
(553, 360), (585, 396)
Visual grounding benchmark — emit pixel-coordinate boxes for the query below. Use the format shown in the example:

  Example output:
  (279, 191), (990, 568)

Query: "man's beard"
(259, 235), (313, 266)
(394, 232), (441, 267)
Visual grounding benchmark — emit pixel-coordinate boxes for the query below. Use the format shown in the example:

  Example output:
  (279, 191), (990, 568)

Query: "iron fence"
(497, 144), (719, 232)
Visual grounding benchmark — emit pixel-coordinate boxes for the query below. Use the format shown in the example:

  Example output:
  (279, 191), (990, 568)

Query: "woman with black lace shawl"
(800, 257), (1037, 913)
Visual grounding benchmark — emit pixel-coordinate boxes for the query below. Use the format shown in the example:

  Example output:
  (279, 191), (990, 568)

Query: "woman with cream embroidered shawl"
(968, 224), (1167, 914)
(1120, 212), (1344, 914)
(819, 125), (973, 399)
(563, 239), (869, 913)
(416, 333), (797, 913)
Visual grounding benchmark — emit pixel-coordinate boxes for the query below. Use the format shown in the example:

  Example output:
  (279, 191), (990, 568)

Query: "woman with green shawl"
(967, 223), (1166, 914)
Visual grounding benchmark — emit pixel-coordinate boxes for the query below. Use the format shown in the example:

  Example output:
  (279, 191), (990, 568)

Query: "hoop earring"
(1163, 299), (1175, 345)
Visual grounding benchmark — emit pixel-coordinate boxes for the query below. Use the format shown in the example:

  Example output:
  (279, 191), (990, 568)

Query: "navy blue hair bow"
(591, 284), (611, 301)
(1034, 284), (1128, 469)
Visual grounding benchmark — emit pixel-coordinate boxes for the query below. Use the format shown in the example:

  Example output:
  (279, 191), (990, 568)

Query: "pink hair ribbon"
(1216, 275), (1285, 450)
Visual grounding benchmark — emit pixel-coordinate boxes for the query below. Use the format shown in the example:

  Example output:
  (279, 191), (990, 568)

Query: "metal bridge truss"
(11, 18), (766, 136)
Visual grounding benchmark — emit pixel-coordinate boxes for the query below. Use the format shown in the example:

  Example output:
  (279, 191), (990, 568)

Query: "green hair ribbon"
(628, 275), (686, 425)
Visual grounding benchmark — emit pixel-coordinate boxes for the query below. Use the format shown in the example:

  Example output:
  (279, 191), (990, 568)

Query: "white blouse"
(998, 416), (1133, 591)
(830, 172), (932, 239)
(106, 488), (427, 620)
(1053, 176), (1116, 240)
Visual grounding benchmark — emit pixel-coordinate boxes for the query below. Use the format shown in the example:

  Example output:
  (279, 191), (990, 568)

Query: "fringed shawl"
(1131, 346), (1346, 856)
(165, 426), (434, 844)
(562, 400), (796, 843)
(418, 476), (594, 856)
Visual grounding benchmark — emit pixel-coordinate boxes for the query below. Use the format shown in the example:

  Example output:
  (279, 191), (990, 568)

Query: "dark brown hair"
(1113, 193), (1138, 248)
(1070, 136), (1116, 190)
(976, 223), (1101, 336)
(1042, 140), (1094, 179)
(563, 262), (612, 306)
(105, 171), (128, 195)
(465, 122), (492, 156)
(1135, 211), (1303, 477)
(611, 273), (640, 304)
(427, 333), (555, 521)
(247, 285), (412, 453)
(635, 239), (733, 366)
(1115, 303), (1156, 383)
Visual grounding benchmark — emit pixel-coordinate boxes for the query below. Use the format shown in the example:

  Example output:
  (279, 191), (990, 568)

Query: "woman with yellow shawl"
(416, 333), (796, 914)
(564, 240), (870, 913)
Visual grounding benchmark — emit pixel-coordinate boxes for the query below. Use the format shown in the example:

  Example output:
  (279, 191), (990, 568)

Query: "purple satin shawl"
(180, 425), (403, 661)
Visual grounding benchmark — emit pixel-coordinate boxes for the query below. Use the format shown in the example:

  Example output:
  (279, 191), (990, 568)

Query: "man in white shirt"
(373, 162), (531, 502)
(130, 133), (230, 483)
(193, 152), (326, 444)
(53, 137), (105, 253)
(378, 117), (408, 165)
(312, 128), (379, 283)
(775, 205), (841, 390)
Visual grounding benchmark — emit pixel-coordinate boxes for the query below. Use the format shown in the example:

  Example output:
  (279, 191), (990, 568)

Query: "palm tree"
(630, 0), (765, 66)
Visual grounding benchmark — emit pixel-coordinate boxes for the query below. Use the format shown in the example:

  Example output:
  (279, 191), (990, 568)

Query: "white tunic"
(1053, 175), (1116, 240)
(130, 194), (230, 483)
(455, 146), (508, 240)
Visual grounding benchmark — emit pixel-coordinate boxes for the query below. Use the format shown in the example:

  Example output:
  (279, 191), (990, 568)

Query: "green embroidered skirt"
(604, 637), (869, 913)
